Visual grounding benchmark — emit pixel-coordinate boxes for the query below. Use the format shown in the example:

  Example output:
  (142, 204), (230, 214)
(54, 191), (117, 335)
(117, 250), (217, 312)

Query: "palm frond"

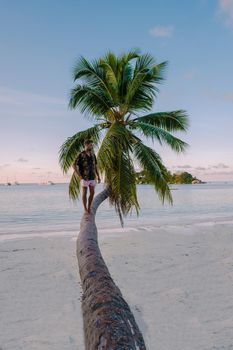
(69, 84), (114, 118)
(98, 60), (119, 101)
(72, 56), (98, 81)
(133, 53), (157, 75)
(97, 121), (133, 171)
(118, 49), (140, 66)
(131, 110), (189, 132)
(104, 51), (118, 70)
(150, 61), (168, 80)
(107, 150), (139, 226)
(69, 171), (81, 201)
(117, 49), (140, 94)
(72, 56), (114, 102)
(124, 55), (168, 113)
(97, 122), (139, 224)
(129, 121), (189, 153)
(125, 71), (156, 111)
(59, 124), (101, 173)
(133, 140), (173, 205)
(97, 50), (140, 104)
(119, 62), (133, 102)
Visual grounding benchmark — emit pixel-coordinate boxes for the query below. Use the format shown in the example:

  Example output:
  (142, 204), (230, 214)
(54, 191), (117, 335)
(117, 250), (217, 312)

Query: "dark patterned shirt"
(76, 150), (97, 180)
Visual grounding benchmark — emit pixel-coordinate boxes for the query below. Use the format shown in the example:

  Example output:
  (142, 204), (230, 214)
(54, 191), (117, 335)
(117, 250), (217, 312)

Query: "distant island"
(136, 170), (206, 185)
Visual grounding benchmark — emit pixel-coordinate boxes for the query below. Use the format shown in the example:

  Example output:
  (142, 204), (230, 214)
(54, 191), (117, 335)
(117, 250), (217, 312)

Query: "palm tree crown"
(59, 49), (189, 224)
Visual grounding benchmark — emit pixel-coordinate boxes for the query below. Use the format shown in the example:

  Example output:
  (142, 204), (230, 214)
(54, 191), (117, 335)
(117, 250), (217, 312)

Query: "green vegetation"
(59, 49), (189, 223)
(136, 170), (202, 184)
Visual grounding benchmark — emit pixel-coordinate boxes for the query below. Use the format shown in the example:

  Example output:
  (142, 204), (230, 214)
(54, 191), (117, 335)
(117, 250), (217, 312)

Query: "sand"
(0, 221), (233, 350)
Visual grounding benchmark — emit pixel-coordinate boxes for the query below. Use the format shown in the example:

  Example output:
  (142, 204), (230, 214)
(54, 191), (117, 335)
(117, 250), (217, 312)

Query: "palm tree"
(59, 49), (189, 349)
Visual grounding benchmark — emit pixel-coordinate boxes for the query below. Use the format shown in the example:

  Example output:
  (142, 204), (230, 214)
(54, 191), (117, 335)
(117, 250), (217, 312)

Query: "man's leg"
(82, 186), (88, 212)
(87, 184), (95, 213)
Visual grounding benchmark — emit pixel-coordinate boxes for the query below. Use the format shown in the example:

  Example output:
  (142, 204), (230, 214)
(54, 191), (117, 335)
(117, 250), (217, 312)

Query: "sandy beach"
(1, 0), (233, 349)
(1, 220), (233, 350)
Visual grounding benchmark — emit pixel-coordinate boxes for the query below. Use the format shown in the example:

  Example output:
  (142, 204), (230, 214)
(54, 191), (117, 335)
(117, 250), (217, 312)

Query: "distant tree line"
(135, 170), (202, 184)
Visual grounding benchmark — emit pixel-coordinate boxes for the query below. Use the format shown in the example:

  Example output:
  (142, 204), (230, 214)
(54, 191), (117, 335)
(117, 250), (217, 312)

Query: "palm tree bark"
(76, 186), (147, 349)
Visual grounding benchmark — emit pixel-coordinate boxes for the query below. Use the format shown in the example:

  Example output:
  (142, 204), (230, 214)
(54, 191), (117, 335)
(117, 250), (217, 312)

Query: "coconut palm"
(59, 50), (189, 349)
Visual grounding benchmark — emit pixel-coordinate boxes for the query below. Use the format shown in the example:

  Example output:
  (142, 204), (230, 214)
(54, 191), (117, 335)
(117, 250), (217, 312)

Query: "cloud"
(0, 87), (66, 106)
(218, 0), (233, 26)
(204, 170), (233, 175)
(211, 163), (229, 169)
(171, 164), (230, 172)
(195, 166), (207, 171)
(17, 158), (29, 163)
(173, 164), (192, 169)
(149, 25), (174, 38)
(194, 164), (229, 171)
(223, 91), (233, 101)
(0, 86), (67, 119)
(0, 163), (10, 169)
(202, 88), (233, 102)
(174, 165), (218, 173)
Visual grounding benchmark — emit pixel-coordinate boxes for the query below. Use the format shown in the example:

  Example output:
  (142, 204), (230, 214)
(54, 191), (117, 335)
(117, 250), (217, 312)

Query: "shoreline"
(1, 213), (233, 242)
(1, 221), (233, 349)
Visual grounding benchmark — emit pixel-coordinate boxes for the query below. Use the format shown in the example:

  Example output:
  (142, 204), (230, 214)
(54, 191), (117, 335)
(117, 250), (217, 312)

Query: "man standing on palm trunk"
(72, 139), (101, 213)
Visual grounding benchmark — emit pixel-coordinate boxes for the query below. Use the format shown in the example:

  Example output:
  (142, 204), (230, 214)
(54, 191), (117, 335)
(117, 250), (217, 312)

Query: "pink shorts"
(80, 179), (96, 187)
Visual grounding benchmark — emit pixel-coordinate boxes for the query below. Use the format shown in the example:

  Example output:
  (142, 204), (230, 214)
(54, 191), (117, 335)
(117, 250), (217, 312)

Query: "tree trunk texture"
(76, 186), (147, 350)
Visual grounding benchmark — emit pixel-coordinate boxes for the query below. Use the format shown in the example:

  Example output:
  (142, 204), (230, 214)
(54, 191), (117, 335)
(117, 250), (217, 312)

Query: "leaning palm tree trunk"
(76, 186), (147, 349)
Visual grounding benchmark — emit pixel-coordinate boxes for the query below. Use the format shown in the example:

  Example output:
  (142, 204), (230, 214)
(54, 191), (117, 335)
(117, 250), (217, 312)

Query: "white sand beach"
(1, 221), (233, 350)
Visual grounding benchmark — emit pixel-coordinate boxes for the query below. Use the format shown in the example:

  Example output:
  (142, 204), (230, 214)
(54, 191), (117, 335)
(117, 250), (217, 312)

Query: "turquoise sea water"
(0, 182), (233, 238)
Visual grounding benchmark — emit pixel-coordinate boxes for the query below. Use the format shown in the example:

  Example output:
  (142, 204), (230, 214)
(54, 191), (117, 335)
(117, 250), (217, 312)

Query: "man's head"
(84, 139), (94, 151)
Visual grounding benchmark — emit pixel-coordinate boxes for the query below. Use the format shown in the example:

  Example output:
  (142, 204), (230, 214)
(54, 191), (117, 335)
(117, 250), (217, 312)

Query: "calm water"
(0, 182), (233, 238)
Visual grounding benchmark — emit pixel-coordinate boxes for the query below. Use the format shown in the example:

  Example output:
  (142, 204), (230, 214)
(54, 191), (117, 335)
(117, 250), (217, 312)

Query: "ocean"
(0, 182), (233, 239)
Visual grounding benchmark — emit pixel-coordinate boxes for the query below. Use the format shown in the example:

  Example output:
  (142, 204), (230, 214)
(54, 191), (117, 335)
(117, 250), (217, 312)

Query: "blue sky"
(0, 0), (233, 182)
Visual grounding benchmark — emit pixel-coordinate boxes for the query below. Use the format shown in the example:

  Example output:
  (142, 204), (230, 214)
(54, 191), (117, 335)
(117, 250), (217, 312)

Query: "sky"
(0, 0), (233, 183)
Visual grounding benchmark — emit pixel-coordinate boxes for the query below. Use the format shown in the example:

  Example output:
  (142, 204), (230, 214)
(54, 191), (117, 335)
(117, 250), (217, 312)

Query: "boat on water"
(39, 181), (55, 185)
